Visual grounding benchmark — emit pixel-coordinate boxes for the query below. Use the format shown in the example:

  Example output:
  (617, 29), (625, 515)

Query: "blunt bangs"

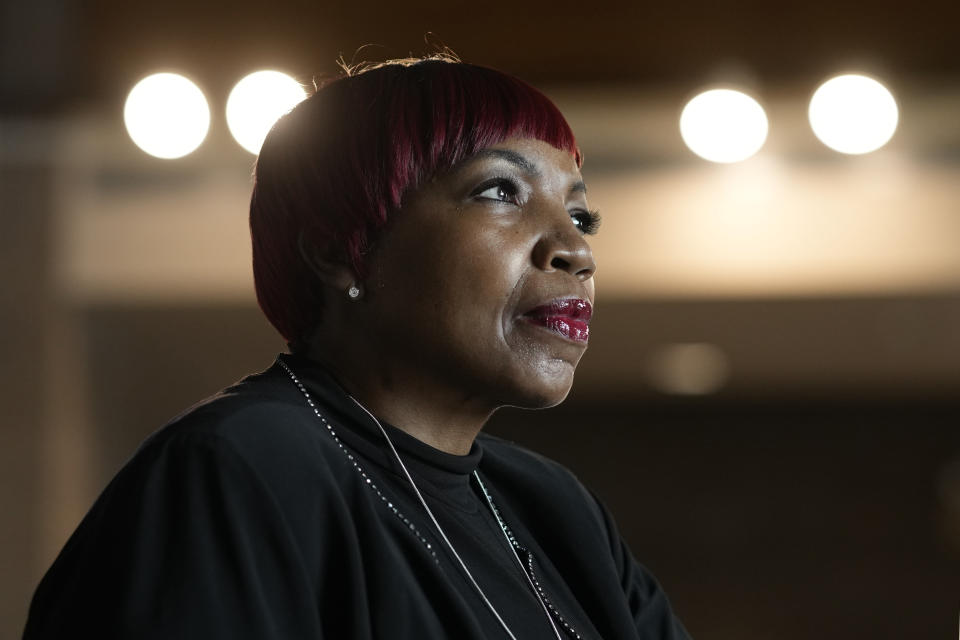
(250, 58), (580, 345)
(385, 61), (581, 208)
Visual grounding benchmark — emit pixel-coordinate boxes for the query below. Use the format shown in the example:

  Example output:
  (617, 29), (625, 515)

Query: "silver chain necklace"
(278, 359), (567, 640)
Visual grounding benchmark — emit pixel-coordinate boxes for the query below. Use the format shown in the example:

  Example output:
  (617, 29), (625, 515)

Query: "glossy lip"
(521, 298), (593, 343)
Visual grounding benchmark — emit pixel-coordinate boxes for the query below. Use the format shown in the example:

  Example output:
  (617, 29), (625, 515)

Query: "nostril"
(550, 257), (570, 270)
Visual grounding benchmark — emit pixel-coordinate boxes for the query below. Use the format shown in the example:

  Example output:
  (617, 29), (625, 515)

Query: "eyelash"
(471, 178), (602, 236)
(572, 209), (602, 235)
(471, 178), (521, 204)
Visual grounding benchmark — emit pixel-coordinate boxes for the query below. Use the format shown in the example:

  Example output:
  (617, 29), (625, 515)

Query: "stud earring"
(347, 284), (361, 300)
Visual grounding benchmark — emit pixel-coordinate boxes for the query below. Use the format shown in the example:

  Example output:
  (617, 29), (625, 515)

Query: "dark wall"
(2, 160), (53, 636)
(487, 402), (960, 640)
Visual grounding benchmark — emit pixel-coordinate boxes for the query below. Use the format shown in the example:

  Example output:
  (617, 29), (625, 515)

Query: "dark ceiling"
(1, 0), (958, 113)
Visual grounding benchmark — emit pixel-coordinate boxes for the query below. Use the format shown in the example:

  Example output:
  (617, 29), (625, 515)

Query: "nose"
(531, 222), (597, 282)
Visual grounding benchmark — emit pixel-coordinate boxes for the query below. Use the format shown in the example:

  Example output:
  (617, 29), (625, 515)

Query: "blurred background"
(2, 0), (959, 637)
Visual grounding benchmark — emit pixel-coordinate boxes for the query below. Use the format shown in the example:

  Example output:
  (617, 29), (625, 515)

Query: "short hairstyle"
(250, 56), (581, 346)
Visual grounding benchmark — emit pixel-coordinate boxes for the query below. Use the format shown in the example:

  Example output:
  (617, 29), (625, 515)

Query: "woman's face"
(359, 137), (598, 410)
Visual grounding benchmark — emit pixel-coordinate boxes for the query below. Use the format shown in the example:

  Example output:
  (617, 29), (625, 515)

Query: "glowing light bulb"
(647, 343), (730, 395)
(124, 73), (210, 159)
(680, 89), (769, 163)
(226, 71), (307, 154)
(809, 74), (898, 154)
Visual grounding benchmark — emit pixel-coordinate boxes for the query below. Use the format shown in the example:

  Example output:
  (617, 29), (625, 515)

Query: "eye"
(571, 209), (602, 235)
(471, 179), (520, 204)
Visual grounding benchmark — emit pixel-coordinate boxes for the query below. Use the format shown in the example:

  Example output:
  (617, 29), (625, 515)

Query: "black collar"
(274, 353), (485, 489)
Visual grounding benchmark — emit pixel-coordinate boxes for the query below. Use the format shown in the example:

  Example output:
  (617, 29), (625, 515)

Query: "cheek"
(428, 239), (529, 355)
(444, 226), (526, 291)
(375, 218), (532, 341)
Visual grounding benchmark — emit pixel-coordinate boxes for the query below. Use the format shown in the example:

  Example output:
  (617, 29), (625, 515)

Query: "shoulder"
(148, 364), (308, 445)
(65, 360), (360, 574)
(137, 363), (325, 470)
(477, 432), (579, 483)
(477, 432), (608, 528)
(476, 432), (592, 495)
(117, 361), (354, 520)
(25, 362), (339, 638)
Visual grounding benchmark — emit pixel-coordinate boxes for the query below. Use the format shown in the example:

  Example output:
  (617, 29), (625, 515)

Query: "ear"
(297, 232), (357, 292)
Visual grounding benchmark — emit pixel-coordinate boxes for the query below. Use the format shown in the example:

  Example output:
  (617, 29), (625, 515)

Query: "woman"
(25, 56), (690, 639)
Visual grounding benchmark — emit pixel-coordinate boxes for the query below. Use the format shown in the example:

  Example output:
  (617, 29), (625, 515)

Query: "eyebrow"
(468, 148), (541, 177)
(460, 148), (588, 194)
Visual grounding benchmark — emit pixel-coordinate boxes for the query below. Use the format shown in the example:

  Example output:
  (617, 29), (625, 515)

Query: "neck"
(302, 346), (493, 456)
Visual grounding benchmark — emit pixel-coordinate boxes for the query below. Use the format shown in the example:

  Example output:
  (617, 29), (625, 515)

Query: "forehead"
(457, 137), (584, 184)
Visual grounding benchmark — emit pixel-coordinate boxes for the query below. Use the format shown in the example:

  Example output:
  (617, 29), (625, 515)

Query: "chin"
(504, 386), (572, 411)
(505, 360), (577, 409)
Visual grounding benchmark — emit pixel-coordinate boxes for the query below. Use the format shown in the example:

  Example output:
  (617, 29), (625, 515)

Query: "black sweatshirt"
(25, 353), (691, 640)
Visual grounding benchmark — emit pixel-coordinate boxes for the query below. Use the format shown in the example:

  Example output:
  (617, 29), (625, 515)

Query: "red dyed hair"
(250, 56), (581, 346)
